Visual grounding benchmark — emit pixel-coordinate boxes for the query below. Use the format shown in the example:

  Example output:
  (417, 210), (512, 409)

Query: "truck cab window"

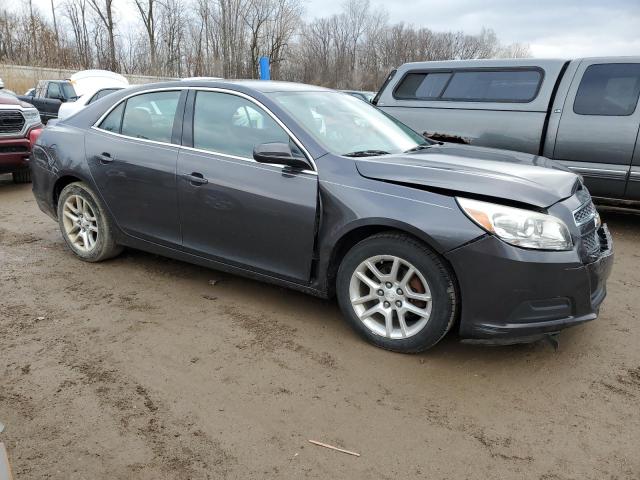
(573, 63), (640, 116)
(48, 83), (62, 99)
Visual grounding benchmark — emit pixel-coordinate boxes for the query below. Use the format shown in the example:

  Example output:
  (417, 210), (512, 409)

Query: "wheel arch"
(52, 173), (92, 213)
(323, 218), (452, 298)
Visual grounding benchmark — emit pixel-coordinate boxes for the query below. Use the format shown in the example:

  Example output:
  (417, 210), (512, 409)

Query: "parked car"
(374, 57), (640, 202)
(30, 80), (613, 352)
(58, 86), (125, 120)
(18, 80), (78, 123)
(18, 70), (129, 124)
(67, 70), (129, 95)
(0, 90), (43, 183)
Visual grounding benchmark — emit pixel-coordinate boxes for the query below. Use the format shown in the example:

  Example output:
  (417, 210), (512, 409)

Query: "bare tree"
(0, 0), (530, 87)
(64, 0), (92, 68)
(86, 0), (117, 70)
(132, 0), (158, 73)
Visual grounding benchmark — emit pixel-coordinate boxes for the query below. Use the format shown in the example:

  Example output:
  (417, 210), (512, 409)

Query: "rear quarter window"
(394, 72), (451, 100)
(573, 63), (640, 116)
(393, 68), (543, 103)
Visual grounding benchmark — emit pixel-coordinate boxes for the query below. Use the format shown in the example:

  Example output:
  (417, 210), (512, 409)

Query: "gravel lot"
(1, 175), (639, 479)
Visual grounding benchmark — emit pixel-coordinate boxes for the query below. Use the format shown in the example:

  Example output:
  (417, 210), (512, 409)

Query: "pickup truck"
(374, 57), (640, 202)
(0, 90), (43, 183)
(18, 80), (77, 124)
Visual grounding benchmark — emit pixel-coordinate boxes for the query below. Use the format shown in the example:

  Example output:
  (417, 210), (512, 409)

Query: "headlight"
(22, 108), (41, 126)
(457, 197), (573, 251)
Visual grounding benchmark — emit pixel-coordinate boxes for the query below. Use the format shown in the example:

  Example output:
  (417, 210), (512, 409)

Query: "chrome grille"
(583, 230), (600, 257)
(574, 201), (596, 226)
(0, 110), (25, 135)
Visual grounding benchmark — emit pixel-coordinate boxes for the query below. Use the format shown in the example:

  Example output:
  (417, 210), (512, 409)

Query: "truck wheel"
(12, 168), (31, 184)
(57, 182), (123, 262)
(336, 232), (458, 353)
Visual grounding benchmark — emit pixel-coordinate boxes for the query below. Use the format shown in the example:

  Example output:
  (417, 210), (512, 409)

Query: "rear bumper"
(0, 137), (30, 173)
(445, 225), (614, 344)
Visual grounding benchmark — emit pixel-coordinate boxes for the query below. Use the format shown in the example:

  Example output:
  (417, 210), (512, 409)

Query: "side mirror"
(253, 142), (311, 170)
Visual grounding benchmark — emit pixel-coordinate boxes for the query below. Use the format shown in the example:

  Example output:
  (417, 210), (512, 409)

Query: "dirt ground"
(0, 175), (639, 480)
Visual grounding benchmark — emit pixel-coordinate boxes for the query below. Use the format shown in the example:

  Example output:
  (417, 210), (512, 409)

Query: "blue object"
(259, 57), (270, 80)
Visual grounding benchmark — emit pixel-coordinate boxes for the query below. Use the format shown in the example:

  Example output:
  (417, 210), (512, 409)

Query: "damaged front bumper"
(445, 225), (614, 345)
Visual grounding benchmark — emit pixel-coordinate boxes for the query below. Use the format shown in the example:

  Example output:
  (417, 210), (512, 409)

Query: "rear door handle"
(182, 172), (209, 186)
(97, 152), (113, 164)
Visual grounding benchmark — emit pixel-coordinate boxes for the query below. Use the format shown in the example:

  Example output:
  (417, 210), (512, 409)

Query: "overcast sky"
(25, 0), (640, 58)
(305, 0), (640, 57)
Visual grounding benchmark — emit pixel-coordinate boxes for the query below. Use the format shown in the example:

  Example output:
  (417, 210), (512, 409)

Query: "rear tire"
(336, 232), (457, 353)
(57, 182), (123, 262)
(12, 168), (31, 184)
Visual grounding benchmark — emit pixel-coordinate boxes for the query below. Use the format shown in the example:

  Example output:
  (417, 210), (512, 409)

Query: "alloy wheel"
(62, 195), (99, 252)
(348, 255), (433, 339)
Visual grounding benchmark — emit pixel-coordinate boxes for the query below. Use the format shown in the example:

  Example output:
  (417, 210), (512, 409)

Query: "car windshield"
(267, 91), (427, 156)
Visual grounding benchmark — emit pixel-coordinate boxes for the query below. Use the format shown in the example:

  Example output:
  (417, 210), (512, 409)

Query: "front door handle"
(97, 152), (113, 164)
(182, 172), (209, 186)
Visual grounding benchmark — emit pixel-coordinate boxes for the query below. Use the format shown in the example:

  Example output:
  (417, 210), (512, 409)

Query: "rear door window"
(573, 63), (640, 116)
(441, 70), (542, 102)
(394, 72), (451, 99)
(120, 90), (181, 143)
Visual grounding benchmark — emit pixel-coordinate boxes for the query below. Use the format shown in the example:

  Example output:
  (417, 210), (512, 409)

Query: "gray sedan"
(30, 80), (613, 352)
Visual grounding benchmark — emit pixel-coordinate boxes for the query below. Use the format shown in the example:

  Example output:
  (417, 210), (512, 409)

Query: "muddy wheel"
(57, 182), (123, 262)
(336, 232), (458, 353)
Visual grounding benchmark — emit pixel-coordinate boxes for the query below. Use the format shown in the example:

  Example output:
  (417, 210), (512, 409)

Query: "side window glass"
(98, 102), (125, 133)
(441, 70), (542, 102)
(121, 90), (181, 142)
(394, 72), (451, 99)
(88, 92), (101, 105)
(48, 83), (61, 99)
(573, 63), (640, 116)
(193, 91), (290, 158)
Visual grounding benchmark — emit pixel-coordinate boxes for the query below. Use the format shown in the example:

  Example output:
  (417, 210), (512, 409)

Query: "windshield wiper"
(404, 143), (435, 153)
(343, 150), (390, 157)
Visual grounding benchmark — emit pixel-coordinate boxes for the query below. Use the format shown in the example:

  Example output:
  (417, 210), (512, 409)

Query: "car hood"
(355, 144), (580, 208)
(0, 94), (34, 109)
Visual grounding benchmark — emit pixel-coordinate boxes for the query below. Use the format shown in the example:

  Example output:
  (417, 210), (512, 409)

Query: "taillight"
(29, 128), (43, 146)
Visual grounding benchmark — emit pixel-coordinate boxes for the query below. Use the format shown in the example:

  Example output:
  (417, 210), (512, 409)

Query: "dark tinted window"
(193, 91), (289, 158)
(442, 70), (542, 102)
(573, 63), (640, 116)
(61, 82), (76, 99)
(98, 101), (125, 133)
(120, 91), (180, 142)
(394, 72), (451, 99)
(47, 82), (61, 99)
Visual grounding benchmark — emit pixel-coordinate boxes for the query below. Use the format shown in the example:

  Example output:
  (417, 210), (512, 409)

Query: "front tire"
(336, 232), (458, 353)
(12, 167), (31, 184)
(57, 182), (123, 262)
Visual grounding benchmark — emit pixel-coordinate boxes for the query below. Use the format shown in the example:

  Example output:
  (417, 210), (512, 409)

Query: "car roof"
(398, 58), (569, 71)
(125, 79), (333, 94)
